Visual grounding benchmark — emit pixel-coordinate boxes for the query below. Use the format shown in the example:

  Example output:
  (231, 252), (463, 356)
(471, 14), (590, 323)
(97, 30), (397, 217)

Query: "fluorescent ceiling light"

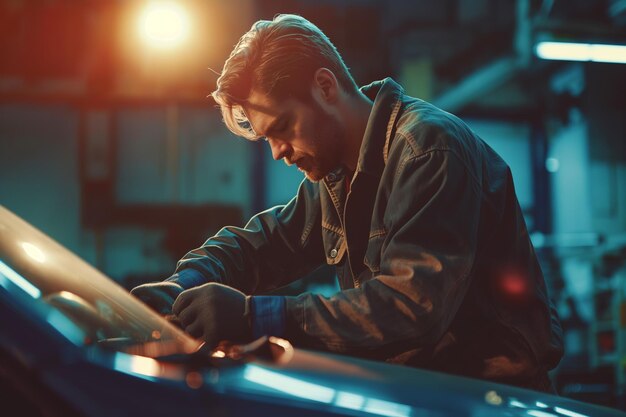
(535, 41), (626, 64)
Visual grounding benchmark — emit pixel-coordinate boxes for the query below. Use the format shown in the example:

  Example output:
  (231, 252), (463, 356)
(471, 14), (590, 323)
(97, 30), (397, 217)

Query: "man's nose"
(268, 139), (290, 161)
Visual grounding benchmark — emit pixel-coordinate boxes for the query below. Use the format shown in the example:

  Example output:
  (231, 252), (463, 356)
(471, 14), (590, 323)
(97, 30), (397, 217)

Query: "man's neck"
(341, 91), (373, 172)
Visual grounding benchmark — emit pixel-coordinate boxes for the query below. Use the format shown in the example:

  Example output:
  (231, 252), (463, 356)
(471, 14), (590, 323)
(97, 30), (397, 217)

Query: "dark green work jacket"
(176, 78), (563, 385)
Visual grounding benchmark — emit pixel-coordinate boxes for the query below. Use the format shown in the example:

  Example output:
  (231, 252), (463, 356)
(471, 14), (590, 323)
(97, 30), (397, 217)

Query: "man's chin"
(301, 168), (326, 183)
(303, 172), (323, 182)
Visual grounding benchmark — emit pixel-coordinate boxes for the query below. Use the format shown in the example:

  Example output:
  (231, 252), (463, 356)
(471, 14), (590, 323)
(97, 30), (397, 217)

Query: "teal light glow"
(243, 365), (335, 403)
(527, 410), (559, 417)
(545, 158), (560, 173)
(510, 400), (527, 408)
(243, 365), (412, 417)
(45, 309), (86, 345)
(335, 391), (366, 410)
(363, 398), (412, 417)
(554, 407), (588, 417)
(536, 41), (626, 64)
(0, 260), (41, 298)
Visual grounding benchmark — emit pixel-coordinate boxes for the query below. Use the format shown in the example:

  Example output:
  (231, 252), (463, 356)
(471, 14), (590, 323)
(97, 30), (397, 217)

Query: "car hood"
(1, 205), (622, 417)
(203, 341), (620, 417)
(0, 205), (200, 354)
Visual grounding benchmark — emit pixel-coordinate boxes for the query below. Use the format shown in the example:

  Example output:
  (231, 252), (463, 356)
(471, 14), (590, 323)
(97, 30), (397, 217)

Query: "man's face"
(243, 87), (345, 182)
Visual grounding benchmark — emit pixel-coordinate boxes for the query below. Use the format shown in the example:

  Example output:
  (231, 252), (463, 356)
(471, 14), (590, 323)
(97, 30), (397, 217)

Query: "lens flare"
(138, 1), (190, 49)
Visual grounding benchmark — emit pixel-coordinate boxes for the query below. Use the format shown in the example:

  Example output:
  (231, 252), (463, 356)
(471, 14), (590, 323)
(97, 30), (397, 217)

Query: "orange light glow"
(186, 371), (203, 389)
(138, 1), (191, 50)
(211, 350), (226, 358)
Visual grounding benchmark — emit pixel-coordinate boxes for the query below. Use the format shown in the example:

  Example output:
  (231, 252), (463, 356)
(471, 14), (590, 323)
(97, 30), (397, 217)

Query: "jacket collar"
(356, 78), (405, 175)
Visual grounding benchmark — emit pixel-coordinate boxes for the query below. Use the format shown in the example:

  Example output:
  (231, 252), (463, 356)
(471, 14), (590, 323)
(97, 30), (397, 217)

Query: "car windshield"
(0, 206), (201, 356)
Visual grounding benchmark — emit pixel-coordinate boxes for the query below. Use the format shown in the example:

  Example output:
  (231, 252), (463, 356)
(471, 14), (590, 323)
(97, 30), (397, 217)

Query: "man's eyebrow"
(263, 112), (288, 137)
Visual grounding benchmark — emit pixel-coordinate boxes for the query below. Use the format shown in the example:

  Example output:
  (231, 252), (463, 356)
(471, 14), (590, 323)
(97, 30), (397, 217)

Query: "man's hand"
(130, 282), (185, 315)
(173, 283), (251, 347)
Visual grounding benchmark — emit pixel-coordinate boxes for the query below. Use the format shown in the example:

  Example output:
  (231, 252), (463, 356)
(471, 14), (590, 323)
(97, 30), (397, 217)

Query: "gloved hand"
(173, 283), (251, 347)
(130, 281), (185, 315)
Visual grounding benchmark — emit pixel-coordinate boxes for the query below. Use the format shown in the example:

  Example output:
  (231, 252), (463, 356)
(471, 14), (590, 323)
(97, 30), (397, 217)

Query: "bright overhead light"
(536, 41), (626, 64)
(138, 1), (191, 49)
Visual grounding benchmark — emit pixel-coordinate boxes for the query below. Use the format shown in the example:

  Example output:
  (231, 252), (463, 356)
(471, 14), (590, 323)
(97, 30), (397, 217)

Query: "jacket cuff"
(165, 269), (208, 289)
(251, 296), (286, 339)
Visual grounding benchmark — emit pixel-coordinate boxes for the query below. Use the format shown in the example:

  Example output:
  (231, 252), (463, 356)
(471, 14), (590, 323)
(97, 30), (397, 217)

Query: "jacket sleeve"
(174, 179), (325, 294)
(285, 147), (482, 357)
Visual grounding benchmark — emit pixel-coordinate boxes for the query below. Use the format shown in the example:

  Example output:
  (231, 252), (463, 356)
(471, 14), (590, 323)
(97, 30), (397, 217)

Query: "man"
(132, 14), (563, 391)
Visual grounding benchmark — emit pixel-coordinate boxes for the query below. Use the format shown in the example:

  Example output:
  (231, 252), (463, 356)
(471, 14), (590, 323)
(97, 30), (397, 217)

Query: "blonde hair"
(211, 14), (358, 139)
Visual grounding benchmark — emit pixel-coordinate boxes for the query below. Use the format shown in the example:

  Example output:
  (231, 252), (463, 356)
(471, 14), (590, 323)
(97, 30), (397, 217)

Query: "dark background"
(1, 0), (625, 409)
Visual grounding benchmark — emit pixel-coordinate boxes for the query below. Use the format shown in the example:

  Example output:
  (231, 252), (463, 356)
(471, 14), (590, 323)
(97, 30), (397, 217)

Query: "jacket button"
(330, 248), (338, 258)
(326, 173), (337, 182)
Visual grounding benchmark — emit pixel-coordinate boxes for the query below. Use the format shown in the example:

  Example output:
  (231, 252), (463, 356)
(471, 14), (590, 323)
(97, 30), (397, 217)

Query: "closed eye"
(274, 117), (290, 134)
(266, 113), (292, 137)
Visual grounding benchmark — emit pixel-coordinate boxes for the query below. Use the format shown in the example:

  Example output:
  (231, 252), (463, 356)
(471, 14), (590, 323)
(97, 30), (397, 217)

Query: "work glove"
(173, 282), (251, 348)
(130, 281), (185, 315)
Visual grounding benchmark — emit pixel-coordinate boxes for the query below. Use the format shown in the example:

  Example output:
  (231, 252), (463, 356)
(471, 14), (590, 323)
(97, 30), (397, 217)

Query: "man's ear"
(312, 68), (339, 104)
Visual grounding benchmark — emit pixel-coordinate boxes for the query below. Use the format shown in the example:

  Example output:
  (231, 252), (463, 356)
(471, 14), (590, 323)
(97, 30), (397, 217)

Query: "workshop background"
(0, 0), (625, 409)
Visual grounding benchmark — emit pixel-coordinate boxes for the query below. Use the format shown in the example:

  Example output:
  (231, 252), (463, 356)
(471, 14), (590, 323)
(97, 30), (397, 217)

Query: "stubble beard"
(301, 108), (345, 182)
